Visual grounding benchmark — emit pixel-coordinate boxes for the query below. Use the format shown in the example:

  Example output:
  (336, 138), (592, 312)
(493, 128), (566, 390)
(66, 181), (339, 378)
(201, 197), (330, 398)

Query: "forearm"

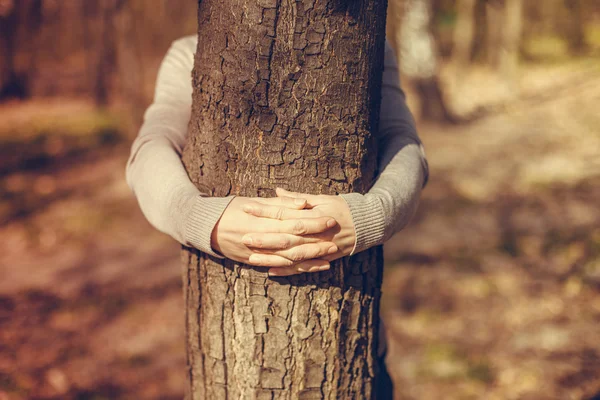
(341, 139), (425, 254)
(126, 136), (234, 257)
(125, 36), (235, 257)
(340, 41), (428, 255)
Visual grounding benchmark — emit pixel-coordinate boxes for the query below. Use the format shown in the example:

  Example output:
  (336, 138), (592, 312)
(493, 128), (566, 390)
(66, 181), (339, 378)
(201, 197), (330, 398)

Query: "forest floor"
(1, 60), (599, 400)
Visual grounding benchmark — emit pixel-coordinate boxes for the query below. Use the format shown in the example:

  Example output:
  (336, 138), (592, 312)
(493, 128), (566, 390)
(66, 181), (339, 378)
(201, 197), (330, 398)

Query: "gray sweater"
(126, 36), (428, 258)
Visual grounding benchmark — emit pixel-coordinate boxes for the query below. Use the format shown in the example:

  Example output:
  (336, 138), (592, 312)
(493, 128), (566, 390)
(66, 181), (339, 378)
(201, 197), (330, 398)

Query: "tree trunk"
(0, 0), (15, 96)
(451, 0), (477, 79)
(498, 0), (523, 82)
(399, 0), (455, 122)
(486, 0), (503, 68)
(486, 0), (523, 82)
(181, 0), (388, 398)
(0, 0), (197, 108)
(564, 0), (587, 54)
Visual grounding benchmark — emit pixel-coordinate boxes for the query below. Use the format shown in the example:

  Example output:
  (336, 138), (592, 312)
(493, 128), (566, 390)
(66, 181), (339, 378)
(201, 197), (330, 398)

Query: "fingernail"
(242, 205), (253, 213)
(294, 198), (306, 206)
(318, 264), (330, 271)
(249, 254), (261, 264)
(326, 219), (336, 228)
(242, 236), (253, 245)
(328, 246), (338, 255)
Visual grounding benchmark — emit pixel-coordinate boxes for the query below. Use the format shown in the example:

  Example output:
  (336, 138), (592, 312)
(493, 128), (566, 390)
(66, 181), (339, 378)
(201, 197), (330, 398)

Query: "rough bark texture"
(181, 0), (388, 398)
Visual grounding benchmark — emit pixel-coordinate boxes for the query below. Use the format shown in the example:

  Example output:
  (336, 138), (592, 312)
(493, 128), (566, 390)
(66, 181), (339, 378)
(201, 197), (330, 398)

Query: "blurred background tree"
(385, 0), (600, 120)
(0, 0), (197, 132)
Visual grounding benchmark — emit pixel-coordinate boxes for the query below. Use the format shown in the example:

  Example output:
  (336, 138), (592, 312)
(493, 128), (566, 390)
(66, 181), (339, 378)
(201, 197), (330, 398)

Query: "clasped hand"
(210, 188), (356, 277)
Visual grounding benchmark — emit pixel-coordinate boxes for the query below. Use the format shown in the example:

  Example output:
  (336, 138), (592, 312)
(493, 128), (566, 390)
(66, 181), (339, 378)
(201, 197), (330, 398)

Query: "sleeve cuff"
(418, 142), (430, 188)
(184, 195), (236, 258)
(340, 192), (386, 255)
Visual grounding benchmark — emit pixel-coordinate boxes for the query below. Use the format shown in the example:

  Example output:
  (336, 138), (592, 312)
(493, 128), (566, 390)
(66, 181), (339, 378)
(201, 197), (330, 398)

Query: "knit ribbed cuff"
(339, 192), (386, 256)
(185, 195), (236, 258)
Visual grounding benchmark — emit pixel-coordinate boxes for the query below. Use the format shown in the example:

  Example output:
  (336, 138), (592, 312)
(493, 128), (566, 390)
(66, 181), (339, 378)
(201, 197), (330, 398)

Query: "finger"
(242, 233), (320, 250)
(268, 260), (331, 277)
(259, 242), (338, 262)
(243, 202), (320, 220)
(275, 188), (321, 205)
(253, 195), (307, 210)
(274, 217), (337, 235)
(247, 253), (294, 268)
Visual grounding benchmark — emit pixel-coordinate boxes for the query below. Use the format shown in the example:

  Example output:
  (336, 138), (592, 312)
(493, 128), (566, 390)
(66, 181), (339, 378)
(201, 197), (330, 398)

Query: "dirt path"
(1, 150), (186, 399)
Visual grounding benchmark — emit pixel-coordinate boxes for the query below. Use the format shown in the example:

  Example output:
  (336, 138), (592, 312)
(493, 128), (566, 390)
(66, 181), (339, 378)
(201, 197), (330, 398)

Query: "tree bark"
(181, 0), (388, 398)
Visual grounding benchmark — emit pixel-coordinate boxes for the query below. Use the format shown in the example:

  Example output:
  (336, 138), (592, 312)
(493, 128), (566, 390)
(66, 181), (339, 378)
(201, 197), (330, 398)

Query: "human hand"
(211, 196), (339, 273)
(242, 187), (356, 277)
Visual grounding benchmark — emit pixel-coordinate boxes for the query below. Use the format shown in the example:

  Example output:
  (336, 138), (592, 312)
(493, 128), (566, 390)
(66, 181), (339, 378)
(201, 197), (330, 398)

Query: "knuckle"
(279, 237), (291, 249)
(280, 258), (294, 267)
(312, 246), (324, 257)
(296, 263), (310, 272)
(291, 250), (304, 262)
(250, 205), (261, 215)
(293, 220), (306, 234)
(320, 219), (330, 231)
(275, 207), (285, 220)
(262, 258), (275, 267)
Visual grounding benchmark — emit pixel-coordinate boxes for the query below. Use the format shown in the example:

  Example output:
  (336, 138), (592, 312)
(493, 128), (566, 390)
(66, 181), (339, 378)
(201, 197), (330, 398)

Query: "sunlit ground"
(385, 61), (600, 400)
(1, 57), (599, 399)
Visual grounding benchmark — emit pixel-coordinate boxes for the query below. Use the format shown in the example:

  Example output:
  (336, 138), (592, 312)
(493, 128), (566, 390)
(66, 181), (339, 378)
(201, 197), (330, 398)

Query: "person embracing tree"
(126, 1), (428, 398)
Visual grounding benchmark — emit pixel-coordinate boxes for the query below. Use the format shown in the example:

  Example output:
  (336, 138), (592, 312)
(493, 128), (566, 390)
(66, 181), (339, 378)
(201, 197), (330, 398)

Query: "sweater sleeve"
(125, 35), (234, 258)
(340, 41), (429, 255)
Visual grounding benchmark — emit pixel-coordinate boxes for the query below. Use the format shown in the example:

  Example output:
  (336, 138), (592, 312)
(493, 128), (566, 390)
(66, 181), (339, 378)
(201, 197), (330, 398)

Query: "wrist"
(339, 193), (386, 255)
(185, 195), (236, 258)
(209, 217), (225, 257)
